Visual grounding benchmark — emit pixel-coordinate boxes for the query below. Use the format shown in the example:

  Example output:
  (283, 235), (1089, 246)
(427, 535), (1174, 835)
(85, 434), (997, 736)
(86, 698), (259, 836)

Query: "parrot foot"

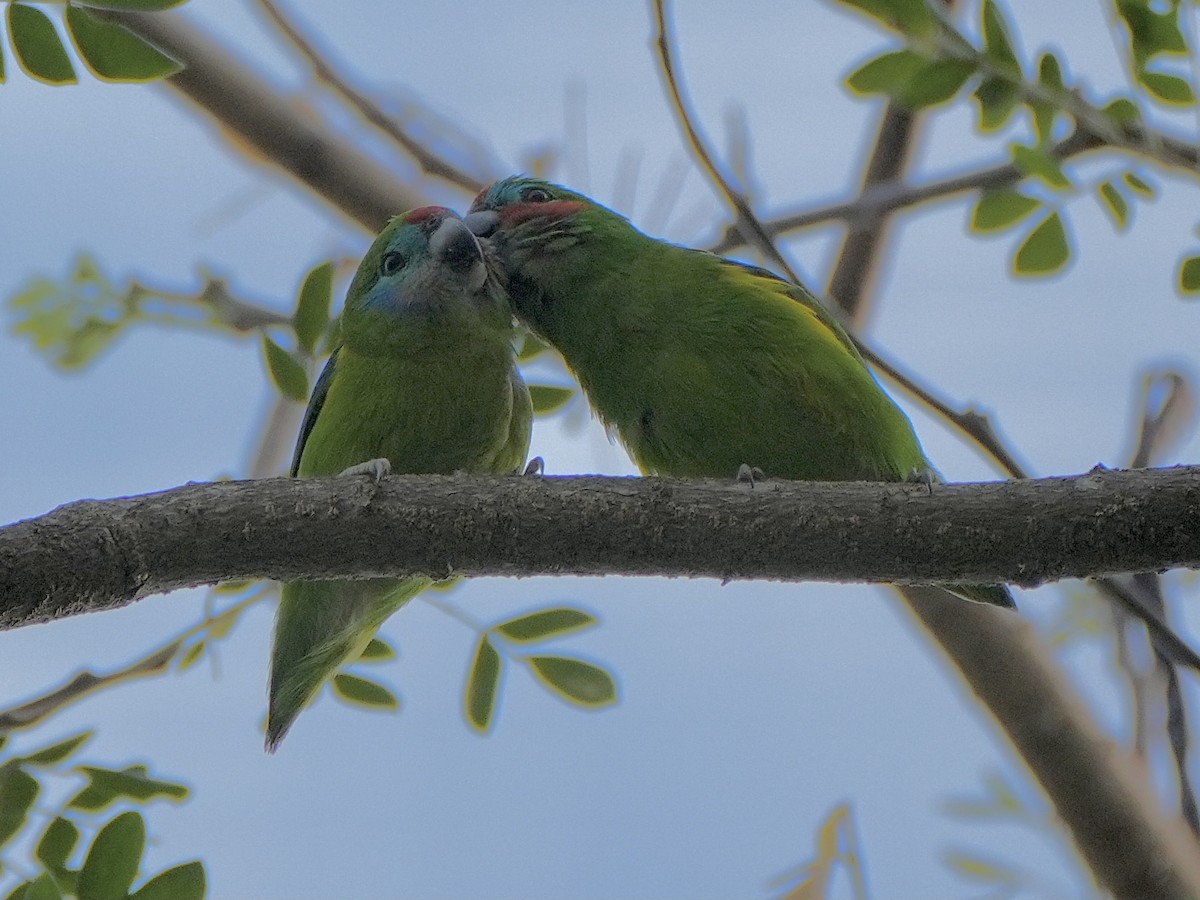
(521, 456), (545, 476)
(736, 464), (766, 487)
(340, 458), (391, 483)
(905, 467), (935, 495)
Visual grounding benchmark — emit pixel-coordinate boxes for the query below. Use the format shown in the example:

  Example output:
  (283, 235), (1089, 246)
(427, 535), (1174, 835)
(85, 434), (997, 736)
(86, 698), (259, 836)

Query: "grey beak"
(464, 210), (500, 239)
(430, 216), (487, 293)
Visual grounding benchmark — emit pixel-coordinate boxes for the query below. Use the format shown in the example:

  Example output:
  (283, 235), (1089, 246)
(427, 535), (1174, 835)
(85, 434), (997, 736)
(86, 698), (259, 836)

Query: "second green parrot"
(466, 177), (1013, 610)
(266, 207), (532, 751)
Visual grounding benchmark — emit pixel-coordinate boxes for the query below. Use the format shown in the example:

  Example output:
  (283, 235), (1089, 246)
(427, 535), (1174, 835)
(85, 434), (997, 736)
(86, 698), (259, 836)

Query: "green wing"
(290, 348), (339, 477)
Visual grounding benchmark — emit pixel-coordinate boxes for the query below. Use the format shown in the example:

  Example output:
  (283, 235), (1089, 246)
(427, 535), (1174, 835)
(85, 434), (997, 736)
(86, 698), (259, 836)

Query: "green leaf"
(1014, 212), (1070, 275)
(528, 384), (574, 414)
(77, 811), (145, 900)
(973, 76), (1020, 131)
(68, 765), (189, 811)
(72, 1), (190, 9)
(1011, 143), (1069, 188)
(1178, 256), (1200, 294)
(8, 4), (76, 85)
(845, 49), (925, 97)
(1096, 181), (1129, 229)
(1116, 0), (1187, 66)
(36, 817), (81, 872)
(1123, 171), (1155, 197)
(900, 58), (975, 109)
(0, 32), (6, 82)
(20, 731), (93, 766)
(981, 0), (1021, 75)
(495, 608), (598, 643)
(517, 333), (547, 360)
(213, 578), (253, 593)
(19, 874), (62, 900)
(357, 637), (396, 662)
(971, 189), (1040, 233)
(1037, 52), (1063, 92)
(943, 850), (1023, 885)
(261, 333), (309, 402)
(1140, 70), (1194, 105)
(177, 641), (206, 672)
(331, 673), (399, 710)
(465, 635), (501, 733)
(1103, 97), (1141, 125)
(833, 0), (935, 35)
(129, 861), (206, 900)
(64, 7), (180, 82)
(0, 765), (40, 848)
(292, 261), (333, 354)
(527, 656), (617, 707)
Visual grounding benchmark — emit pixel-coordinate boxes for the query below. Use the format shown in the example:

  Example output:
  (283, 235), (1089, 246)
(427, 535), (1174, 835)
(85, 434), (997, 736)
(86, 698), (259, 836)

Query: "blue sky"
(2, 2), (1199, 897)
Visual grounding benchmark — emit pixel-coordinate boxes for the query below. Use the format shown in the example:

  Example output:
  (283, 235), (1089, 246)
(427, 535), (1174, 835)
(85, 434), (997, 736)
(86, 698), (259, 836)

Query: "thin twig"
(253, 0), (484, 194)
(708, 129), (1103, 255)
(654, 0), (1030, 480)
(652, 0), (801, 283)
(0, 591), (264, 733)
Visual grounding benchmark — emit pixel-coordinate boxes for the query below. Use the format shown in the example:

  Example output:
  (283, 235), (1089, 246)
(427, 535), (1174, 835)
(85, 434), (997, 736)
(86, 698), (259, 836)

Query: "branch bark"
(47, 10), (1200, 897)
(94, 8), (431, 233)
(3, 467), (1199, 630)
(904, 586), (1200, 899)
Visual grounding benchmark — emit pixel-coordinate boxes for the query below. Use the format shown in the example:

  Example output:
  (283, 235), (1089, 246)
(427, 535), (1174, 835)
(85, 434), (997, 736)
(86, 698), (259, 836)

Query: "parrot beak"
(430, 216), (487, 293)
(464, 210), (500, 239)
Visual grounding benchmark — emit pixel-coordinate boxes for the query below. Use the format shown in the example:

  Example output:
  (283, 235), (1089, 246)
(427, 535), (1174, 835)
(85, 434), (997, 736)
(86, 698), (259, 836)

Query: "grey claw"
(906, 467), (935, 495)
(340, 458), (391, 483)
(736, 464), (765, 487)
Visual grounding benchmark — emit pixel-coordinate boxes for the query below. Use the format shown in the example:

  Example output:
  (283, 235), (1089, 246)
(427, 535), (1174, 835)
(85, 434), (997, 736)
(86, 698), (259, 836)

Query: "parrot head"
(343, 207), (507, 350)
(464, 177), (607, 336)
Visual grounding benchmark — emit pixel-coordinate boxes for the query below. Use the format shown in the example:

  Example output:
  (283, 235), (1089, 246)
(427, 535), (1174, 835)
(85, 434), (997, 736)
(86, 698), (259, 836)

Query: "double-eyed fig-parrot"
(267, 207), (533, 751)
(465, 177), (1013, 610)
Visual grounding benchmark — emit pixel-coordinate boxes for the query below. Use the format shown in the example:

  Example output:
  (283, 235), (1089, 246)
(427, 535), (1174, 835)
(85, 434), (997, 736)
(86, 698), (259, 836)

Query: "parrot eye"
(380, 251), (406, 276)
(522, 187), (553, 203)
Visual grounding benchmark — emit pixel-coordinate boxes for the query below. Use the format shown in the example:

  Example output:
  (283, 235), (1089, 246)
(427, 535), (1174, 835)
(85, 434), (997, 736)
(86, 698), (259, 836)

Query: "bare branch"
(94, 8), (428, 233)
(904, 585), (1200, 900)
(708, 129), (1105, 255)
(252, 0), (485, 194)
(652, 0), (801, 283)
(3, 467), (1199, 630)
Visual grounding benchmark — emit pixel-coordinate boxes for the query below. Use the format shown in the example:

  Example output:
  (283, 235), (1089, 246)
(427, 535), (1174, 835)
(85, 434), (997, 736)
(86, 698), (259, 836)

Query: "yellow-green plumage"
(266, 209), (531, 751)
(466, 177), (1012, 610)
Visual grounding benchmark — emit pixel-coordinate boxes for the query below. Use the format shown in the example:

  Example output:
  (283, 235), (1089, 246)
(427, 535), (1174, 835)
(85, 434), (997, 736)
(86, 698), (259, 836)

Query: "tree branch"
(707, 128), (1105, 255)
(904, 585), (1200, 900)
(251, 0), (485, 194)
(3, 467), (1199, 630)
(93, 8), (431, 233)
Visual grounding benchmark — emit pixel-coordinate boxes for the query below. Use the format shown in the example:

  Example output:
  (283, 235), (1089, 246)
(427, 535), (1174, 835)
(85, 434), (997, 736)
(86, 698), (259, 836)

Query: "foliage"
(0, 731), (203, 900)
(2, 1), (187, 86)
(838, 0), (1190, 281)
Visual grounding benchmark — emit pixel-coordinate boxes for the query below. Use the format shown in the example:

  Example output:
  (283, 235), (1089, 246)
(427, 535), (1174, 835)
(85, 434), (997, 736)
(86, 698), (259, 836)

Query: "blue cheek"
(362, 280), (402, 314)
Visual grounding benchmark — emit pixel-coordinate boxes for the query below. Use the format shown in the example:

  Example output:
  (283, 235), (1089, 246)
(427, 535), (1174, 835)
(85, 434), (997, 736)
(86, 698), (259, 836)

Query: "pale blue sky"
(2, 2), (1199, 898)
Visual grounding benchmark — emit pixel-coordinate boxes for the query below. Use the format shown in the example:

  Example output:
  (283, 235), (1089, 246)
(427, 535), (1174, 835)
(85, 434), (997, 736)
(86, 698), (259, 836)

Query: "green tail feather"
(944, 582), (1017, 610)
(266, 576), (429, 752)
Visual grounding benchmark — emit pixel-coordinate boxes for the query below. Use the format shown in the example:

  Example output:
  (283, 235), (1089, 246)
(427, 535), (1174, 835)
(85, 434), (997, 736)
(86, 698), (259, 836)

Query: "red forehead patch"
(498, 199), (585, 226)
(402, 206), (450, 225)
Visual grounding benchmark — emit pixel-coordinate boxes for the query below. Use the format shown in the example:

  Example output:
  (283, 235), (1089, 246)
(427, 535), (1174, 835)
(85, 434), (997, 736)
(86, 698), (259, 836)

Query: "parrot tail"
(943, 582), (1018, 610)
(266, 577), (428, 752)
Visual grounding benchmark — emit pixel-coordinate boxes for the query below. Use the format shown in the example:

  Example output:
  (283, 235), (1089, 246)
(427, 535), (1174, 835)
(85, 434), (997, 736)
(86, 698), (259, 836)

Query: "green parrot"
(266, 207), (533, 751)
(465, 177), (1013, 610)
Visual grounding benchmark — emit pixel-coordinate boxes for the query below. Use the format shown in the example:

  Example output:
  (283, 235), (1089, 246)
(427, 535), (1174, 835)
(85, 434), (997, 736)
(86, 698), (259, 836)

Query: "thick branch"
(904, 586), (1200, 900)
(3, 467), (1198, 630)
(95, 8), (427, 233)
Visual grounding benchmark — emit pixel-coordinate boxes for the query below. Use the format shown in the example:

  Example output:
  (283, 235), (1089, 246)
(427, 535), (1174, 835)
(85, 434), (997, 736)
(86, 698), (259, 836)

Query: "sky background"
(2, 1), (1200, 897)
